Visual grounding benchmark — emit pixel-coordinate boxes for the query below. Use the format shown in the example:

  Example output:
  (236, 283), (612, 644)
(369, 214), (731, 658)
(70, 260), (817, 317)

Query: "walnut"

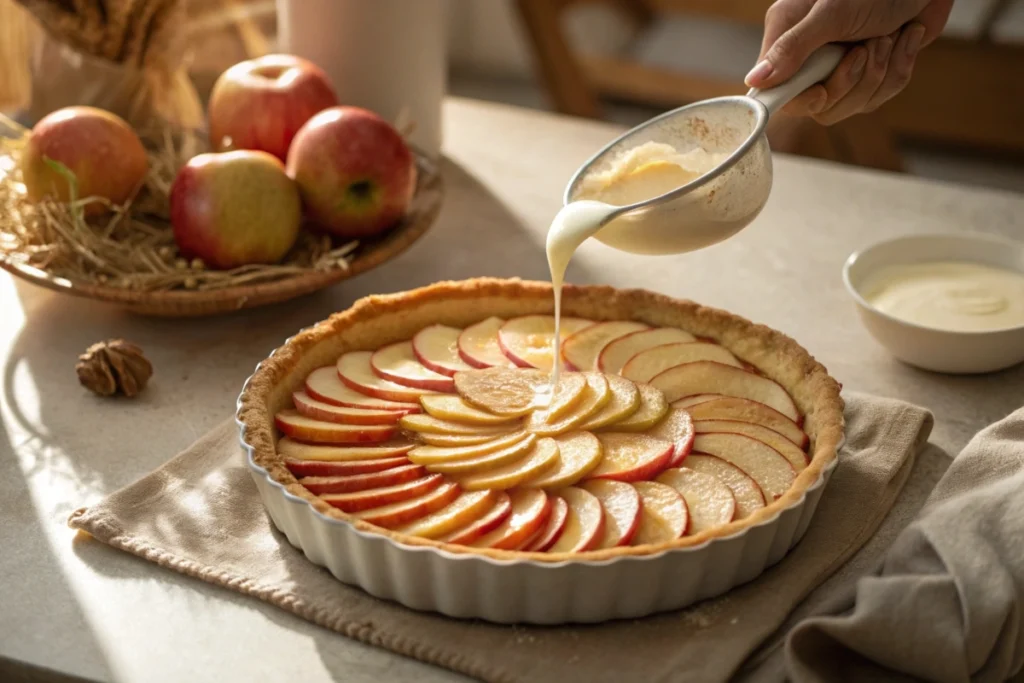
(76, 339), (153, 398)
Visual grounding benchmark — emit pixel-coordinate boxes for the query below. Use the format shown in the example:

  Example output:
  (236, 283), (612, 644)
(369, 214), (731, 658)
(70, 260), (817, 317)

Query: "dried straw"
(0, 115), (359, 292)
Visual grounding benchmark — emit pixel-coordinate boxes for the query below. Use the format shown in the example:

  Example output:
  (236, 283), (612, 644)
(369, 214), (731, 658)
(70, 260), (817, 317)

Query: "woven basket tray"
(0, 152), (444, 317)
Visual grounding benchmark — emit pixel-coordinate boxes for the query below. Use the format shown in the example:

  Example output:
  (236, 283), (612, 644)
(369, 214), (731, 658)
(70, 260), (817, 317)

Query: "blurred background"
(3, 0), (1023, 192)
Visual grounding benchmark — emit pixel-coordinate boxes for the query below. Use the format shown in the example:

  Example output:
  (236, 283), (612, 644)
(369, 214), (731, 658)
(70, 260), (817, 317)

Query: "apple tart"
(238, 278), (844, 565)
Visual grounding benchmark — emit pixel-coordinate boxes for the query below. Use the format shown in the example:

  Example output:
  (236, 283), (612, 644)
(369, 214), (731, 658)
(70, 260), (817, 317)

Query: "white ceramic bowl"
(843, 233), (1024, 374)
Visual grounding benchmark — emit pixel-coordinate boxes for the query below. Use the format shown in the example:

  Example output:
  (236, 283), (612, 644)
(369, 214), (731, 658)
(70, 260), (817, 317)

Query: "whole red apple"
(21, 106), (148, 216)
(286, 106), (416, 239)
(170, 150), (302, 270)
(207, 54), (338, 162)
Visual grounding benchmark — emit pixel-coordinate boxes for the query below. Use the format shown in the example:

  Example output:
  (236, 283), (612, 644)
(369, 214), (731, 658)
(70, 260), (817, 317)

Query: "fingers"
(747, 0), (829, 88)
(780, 44), (868, 118)
(810, 34), (894, 125)
(863, 22), (926, 112)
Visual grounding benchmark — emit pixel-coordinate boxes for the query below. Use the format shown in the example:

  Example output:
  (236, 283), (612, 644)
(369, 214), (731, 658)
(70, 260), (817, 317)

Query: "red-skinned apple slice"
(278, 437), (413, 462)
(413, 324), (474, 377)
(321, 473), (444, 512)
(370, 341), (455, 392)
(598, 327), (696, 374)
(409, 431), (533, 465)
(673, 394), (722, 409)
(420, 394), (520, 425)
(399, 414), (517, 436)
(498, 315), (593, 371)
(577, 374), (640, 431)
(470, 489), (551, 550)
(525, 431), (603, 489)
(693, 419), (807, 471)
(457, 317), (516, 368)
(337, 352), (436, 402)
(656, 467), (736, 533)
(586, 433), (674, 482)
(305, 366), (421, 412)
(581, 479), (641, 548)
(454, 437), (559, 490)
(439, 492), (513, 545)
(692, 433), (795, 499)
(293, 391), (405, 425)
(645, 408), (695, 467)
(650, 361), (799, 421)
(612, 383), (669, 432)
(285, 455), (410, 477)
(394, 489), (500, 539)
(522, 495), (569, 551)
(352, 482), (461, 528)
(275, 410), (397, 444)
(683, 454), (765, 519)
(631, 481), (689, 544)
(548, 487), (605, 553)
(562, 321), (649, 371)
(686, 397), (808, 448)
(621, 342), (742, 383)
(298, 463), (426, 495)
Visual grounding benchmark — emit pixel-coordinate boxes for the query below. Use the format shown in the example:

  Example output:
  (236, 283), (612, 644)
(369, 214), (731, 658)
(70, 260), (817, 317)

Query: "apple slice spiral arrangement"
(276, 316), (813, 555)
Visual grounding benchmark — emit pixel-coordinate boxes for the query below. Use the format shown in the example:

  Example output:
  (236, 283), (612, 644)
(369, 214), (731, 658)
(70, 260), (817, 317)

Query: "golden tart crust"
(237, 277), (845, 562)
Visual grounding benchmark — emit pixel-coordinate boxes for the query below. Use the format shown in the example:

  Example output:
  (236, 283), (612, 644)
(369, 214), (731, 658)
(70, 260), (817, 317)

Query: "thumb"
(746, 5), (837, 88)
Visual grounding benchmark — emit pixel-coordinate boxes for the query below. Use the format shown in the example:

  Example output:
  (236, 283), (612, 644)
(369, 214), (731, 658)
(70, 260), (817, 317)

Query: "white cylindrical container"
(276, 0), (449, 158)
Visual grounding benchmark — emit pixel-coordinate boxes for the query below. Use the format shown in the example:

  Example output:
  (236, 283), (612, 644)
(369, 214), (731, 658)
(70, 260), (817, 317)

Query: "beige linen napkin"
(785, 405), (1024, 683)
(67, 392), (933, 683)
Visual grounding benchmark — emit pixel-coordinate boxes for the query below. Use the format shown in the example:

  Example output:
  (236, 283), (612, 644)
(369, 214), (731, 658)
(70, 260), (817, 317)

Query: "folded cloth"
(787, 405), (1024, 683)
(67, 392), (932, 683)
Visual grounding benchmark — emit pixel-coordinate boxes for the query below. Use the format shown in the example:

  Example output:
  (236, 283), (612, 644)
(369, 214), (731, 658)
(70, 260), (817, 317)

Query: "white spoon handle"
(746, 44), (846, 116)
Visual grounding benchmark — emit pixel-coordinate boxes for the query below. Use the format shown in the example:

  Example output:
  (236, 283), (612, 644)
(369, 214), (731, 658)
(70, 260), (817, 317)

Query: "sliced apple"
(577, 374), (640, 430)
(598, 327), (696, 374)
(621, 342), (742, 383)
(611, 383), (669, 432)
(548, 487), (605, 553)
(694, 420), (807, 471)
(293, 391), (405, 425)
(645, 407), (695, 467)
(581, 479), (641, 548)
(454, 437), (560, 490)
(673, 394), (722, 409)
(321, 473), (444, 512)
(522, 496), (569, 551)
(453, 367), (550, 417)
(420, 395), (520, 426)
(426, 436), (541, 476)
(394, 489), (500, 539)
(305, 366), (421, 412)
(412, 324), (474, 377)
(408, 431), (534, 465)
(419, 432), (502, 447)
(352, 482), (461, 528)
(656, 467), (736, 534)
(285, 455), (410, 477)
(693, 432), (795, 499)
(278, 437), (413, 462)
(370, 341), (455, 392)
(650, 361), (799, 421)
(275, 410), (397, 444)
(683, 454), (765, 519)
(631, 481), (689, 545)
(525, 431), (603, 489)
(438, 492), (513, 545)
(498, 315), (593, 371)
(399, 414), (517, 436)
(527, 372), (611, 436)
(686, 397), (808, 448)
(298, 463), (426, 495)
(586, 432), (674, 482)
(470, 489), (551, 550)
(337, 352), (436, 403)
(562, 321), (649, 371)
(457, 317), (516, 369)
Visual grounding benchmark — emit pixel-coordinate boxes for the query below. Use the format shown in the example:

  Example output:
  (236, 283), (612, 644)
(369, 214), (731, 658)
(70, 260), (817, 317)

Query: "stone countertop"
(2, 97), (1022, 683)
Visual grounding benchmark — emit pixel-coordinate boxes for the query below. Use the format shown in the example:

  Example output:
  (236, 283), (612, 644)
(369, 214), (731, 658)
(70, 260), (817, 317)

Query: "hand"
(745, 0), (953, 124)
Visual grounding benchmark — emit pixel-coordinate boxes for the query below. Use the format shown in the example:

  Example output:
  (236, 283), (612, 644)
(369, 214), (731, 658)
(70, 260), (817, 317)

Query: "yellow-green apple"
(21, 106), (147, 216)
(207, 54), (338, 161)
(170, 150), (301, 269)
(286, 106), (416, 238)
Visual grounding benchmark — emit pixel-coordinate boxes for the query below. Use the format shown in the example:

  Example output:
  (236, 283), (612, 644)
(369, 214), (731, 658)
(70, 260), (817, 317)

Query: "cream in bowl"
(843, 233), (1024, 374)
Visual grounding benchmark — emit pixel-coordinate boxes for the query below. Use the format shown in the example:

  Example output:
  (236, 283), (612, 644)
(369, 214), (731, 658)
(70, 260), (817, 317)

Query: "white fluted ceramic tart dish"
(236, 278), (844, 624)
